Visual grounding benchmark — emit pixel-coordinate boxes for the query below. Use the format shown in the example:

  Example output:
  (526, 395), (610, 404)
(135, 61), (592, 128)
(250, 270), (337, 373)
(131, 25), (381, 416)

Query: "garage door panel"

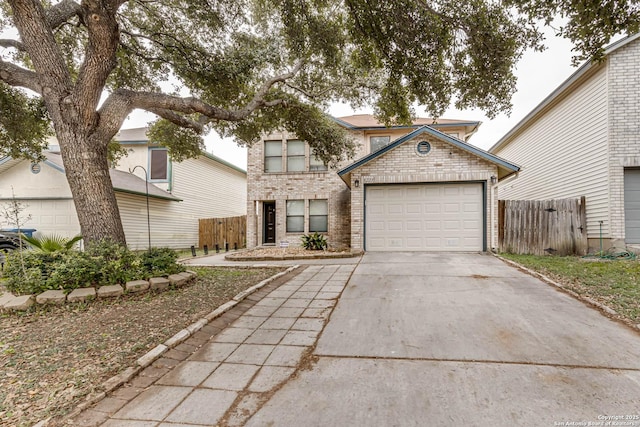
(387, 204), (403, 215)
(444, 203), (460, 213)
(464, 220), (480, 229)
(425, 204), (441, 213)
(388, 221), (403, 231)
(406, 203), (421, 214)
(406, 221), (422, 231)
(624, 170), (640, 243)
(366, 183), (483, 251)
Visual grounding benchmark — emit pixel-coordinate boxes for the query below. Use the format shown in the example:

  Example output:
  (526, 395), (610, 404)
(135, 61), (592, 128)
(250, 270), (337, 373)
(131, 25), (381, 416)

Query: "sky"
(124, 27), (581, 170)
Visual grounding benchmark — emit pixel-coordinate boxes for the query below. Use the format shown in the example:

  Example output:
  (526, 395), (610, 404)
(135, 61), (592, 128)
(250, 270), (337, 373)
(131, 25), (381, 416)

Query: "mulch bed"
(226, 246), (361, 260)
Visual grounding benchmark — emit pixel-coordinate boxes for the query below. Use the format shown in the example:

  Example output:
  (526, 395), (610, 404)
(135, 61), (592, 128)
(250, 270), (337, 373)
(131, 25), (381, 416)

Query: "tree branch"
(95, 64), (301, 143)
(0, 39), (25, 51)
(146, 108), (204, 132)
(237, 62), (303, 116)
(0, 59), (42, 94)
(45, 0), (82, 30)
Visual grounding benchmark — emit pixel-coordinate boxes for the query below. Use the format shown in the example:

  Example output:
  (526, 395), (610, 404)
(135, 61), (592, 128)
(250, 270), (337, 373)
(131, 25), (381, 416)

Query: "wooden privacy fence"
(499, 197), (588, 256)
(199, 216), (246, 250)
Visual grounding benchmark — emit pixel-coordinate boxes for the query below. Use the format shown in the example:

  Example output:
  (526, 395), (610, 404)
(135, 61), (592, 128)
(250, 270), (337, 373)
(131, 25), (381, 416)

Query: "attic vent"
(416, 140), (431, 156)
(30, 163), (41, 174)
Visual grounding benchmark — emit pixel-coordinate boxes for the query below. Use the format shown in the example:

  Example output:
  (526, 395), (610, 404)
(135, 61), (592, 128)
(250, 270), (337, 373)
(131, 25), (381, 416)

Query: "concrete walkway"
(76, 253), (640, 426)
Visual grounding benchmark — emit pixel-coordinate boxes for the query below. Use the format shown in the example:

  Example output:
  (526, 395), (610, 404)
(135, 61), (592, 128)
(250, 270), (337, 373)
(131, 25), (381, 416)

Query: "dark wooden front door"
(263, 202), (276, 244)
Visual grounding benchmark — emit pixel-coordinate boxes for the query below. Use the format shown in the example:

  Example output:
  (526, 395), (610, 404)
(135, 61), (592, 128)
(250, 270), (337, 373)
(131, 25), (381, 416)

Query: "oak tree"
(0, 0), (637, 244)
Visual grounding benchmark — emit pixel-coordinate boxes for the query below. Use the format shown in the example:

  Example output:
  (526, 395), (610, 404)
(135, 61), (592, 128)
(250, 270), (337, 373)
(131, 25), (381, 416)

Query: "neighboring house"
(490, 33), (640, 250)
(0, 127), (247, 249)
(247, 114), (519, 252)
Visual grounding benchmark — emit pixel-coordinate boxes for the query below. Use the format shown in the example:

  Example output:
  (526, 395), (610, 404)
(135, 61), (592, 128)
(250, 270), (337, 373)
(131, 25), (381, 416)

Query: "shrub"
(139, 247), (185, 277)
(2, 240), (184, 295)
(3, 251), (62, 294)
(301, 232), (327, 250)
(47, 251), (101, 290)
(86, 240), (141, 285)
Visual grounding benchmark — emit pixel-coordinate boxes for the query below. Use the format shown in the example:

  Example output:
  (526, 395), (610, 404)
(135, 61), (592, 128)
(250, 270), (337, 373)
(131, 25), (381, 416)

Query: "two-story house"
(0, 127), (247, 249)
(247, 114), (519, 252)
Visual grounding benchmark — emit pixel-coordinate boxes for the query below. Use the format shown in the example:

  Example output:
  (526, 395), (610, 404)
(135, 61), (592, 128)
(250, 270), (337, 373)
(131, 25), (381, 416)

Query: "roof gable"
(338, 125), (519, 184)
(332, 114), (481, 141)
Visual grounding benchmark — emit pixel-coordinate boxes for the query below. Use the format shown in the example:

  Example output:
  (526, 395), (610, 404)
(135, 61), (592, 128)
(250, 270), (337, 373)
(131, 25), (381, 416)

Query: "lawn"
(500, 253), (640, 324)
(0, 266), (284, 427)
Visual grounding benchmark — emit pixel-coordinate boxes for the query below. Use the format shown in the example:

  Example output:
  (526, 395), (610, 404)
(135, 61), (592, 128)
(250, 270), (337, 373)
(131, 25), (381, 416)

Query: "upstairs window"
(287, 140), (305, 172)
(264, 140), (283, 173)
(309, 148), (328, 171)
(370, 136), (391, 153)
(286, 200), (304, 232)
(309, 199), (328, 232)
(149, 148), (169, 181)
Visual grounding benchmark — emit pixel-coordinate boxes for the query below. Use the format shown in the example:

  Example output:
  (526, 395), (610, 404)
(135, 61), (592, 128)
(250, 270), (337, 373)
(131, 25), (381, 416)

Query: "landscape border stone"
(125, 279), (149, 293)
(67, 287), (96, 303)
(36, 290), (66, 305)
(1, 272), (196, 312)
(97, 284), (124, 298)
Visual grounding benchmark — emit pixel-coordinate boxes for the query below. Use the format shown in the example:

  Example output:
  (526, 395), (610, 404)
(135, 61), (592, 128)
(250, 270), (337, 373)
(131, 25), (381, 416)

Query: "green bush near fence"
(3, 240), (185, 295)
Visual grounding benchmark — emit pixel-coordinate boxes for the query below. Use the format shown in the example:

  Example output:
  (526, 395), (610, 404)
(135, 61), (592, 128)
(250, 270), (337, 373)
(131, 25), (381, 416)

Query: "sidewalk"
(71, 263), (356, 426)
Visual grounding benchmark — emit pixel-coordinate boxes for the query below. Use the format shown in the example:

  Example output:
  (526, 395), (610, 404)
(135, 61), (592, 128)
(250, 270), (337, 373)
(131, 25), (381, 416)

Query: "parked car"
(0, 232), (23, 251)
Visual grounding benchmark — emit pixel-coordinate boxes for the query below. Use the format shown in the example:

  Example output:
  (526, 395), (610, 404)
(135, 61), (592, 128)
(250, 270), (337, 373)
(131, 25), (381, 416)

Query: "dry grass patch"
(0, 266), (284, 427)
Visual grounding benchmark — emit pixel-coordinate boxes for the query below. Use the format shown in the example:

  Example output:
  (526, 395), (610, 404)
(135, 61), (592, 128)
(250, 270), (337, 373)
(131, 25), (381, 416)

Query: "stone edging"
(50, 265), (300, 426)
(0, 271), (198, 312)
(493, 253), (640, 332)
(225, 249), (364, 261)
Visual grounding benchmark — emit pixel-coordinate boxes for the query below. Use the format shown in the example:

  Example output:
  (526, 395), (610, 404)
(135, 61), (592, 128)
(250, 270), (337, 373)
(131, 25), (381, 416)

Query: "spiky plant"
(22, 234), (83, 253)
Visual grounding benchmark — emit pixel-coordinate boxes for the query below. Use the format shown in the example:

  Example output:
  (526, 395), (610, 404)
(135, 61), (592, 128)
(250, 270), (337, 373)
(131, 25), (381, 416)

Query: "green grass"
(500, 253), (640, 323)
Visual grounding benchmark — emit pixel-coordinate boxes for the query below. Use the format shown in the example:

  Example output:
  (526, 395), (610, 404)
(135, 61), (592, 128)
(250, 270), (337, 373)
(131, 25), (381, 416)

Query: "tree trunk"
(56, 127), (127, 246)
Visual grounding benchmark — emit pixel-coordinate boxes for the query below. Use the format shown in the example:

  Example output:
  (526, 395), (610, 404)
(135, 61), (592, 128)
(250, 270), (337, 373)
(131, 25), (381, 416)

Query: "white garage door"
(365, 183), (484, 251)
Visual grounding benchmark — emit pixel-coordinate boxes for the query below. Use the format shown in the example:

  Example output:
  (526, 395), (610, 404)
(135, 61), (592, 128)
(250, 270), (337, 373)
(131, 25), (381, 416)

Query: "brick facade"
(246, 131), (354, 249)
(246, 121), (500, 250)
(347, 134), (498, 250)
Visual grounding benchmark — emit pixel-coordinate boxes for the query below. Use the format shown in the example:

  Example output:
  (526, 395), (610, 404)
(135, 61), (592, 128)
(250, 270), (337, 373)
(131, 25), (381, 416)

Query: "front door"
(263, 202), (276, 244)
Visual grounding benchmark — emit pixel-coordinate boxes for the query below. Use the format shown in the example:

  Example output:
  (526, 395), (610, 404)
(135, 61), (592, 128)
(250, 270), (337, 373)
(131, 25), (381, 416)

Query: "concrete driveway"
(247, 252), (640, 426)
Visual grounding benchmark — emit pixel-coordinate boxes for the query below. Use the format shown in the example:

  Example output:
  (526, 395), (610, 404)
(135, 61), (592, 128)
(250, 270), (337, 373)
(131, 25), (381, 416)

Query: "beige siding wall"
(0, 160), (72, 199)
(607, 38), (640, 245)
(0, 161), (80, 238)
(118, 155), (246, 250)
(172, 155), (246, 218)
(349, 135), (498, 250)
(1, 150), (246, 249)
(116, 193), (190, 250)
(495, 66), (610, 239)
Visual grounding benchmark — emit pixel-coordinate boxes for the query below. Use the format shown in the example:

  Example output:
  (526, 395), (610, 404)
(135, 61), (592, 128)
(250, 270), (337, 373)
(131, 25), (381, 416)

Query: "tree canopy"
(0, 0), (638, 243)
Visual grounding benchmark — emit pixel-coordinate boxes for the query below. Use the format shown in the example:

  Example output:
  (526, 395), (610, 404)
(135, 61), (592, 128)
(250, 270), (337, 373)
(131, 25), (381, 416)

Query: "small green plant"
(301, 232), (327, 250)
(140, 247), (185, 277)
(3, 251), (55, 294)
(22, 234), (83, 253)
